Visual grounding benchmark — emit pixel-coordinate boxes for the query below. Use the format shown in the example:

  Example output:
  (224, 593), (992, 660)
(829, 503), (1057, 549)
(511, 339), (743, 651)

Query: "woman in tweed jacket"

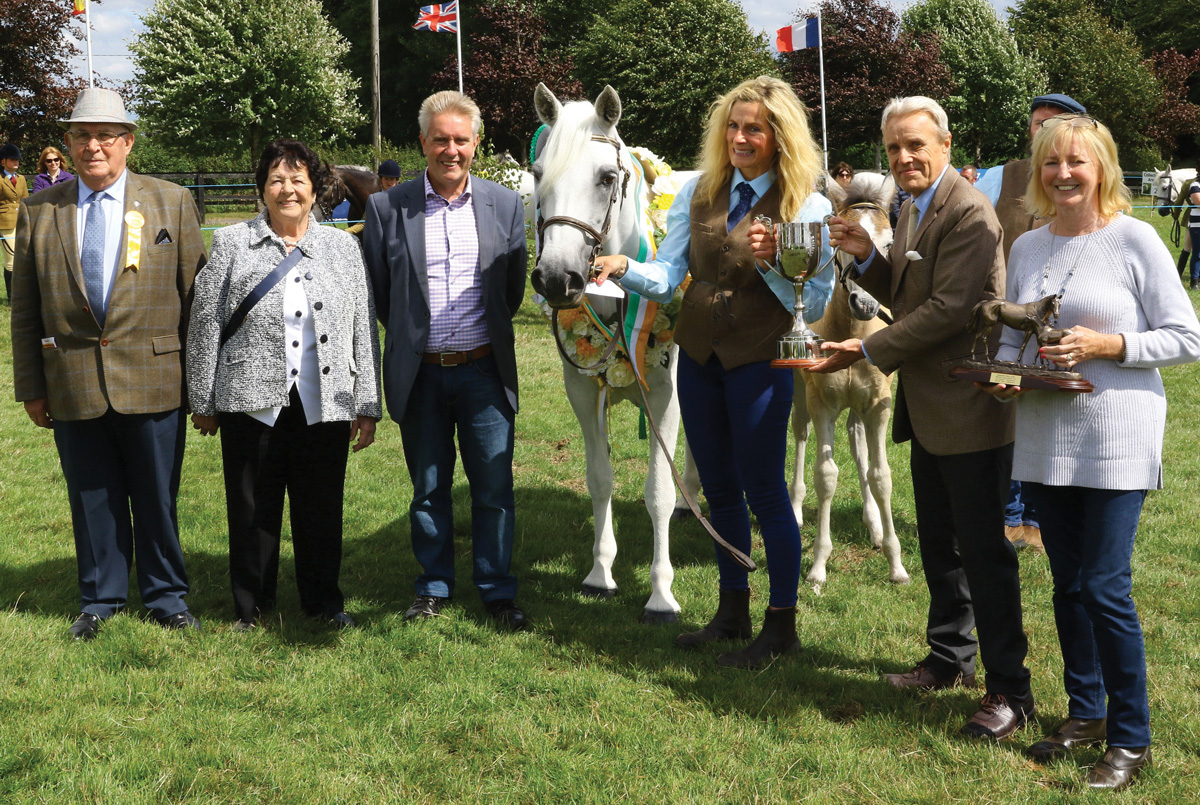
(187, 139), (382, 631)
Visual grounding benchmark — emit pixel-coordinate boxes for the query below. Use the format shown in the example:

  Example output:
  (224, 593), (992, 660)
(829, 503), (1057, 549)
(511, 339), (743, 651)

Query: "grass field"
(1, 206), (1198, 803)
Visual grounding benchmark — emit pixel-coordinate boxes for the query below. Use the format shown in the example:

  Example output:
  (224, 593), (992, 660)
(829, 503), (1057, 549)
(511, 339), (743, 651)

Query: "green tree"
(1091, 0), (1200, 54)
(130, 0), (364, 166)
(903, 0), (1046, 166)
(1, 0), (84, 153)
(1010, 0), (1163, 167)
(571, 0), (777, 167)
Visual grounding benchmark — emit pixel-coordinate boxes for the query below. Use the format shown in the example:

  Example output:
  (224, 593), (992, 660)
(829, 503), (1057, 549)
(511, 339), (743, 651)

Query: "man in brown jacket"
(10, 88), (207, 640)
(816, 96), (1033, 741)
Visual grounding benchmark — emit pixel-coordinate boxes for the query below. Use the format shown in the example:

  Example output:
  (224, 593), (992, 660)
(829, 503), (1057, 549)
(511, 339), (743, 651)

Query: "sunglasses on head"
(1039, 114), (1098, 130)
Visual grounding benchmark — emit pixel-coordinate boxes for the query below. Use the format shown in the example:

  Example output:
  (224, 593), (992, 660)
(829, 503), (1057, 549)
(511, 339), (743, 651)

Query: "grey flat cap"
(58, 87), (138, 131)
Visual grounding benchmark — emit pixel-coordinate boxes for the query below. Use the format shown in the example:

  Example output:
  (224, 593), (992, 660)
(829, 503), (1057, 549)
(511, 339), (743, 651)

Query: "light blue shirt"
(620, 168), (834, 323)
(75, 171), (129, 311)
(974, 163), (1003, 207)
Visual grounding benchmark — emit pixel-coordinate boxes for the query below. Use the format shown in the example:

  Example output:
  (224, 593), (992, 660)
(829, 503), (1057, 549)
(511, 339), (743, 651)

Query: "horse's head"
(530, 82), (641, 309)
(1153, 166), (1175, 217)
(315, 161), (346, 222)
(830, 181), (893, 322)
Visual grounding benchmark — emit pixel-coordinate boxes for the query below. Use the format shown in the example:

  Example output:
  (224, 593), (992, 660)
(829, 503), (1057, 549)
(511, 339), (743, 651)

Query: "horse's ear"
(595, 85), (622, 129)
(534, 83), (561, 127)
(824, 178), (847, 210)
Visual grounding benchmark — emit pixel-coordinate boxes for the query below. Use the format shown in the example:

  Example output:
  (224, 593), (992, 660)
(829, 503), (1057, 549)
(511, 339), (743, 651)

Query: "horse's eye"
(600, 174), (616, 187)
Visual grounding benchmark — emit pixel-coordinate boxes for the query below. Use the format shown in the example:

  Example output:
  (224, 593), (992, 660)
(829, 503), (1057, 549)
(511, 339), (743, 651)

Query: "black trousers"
(219, 388), (351, 621)
(909, 438), (1031, 697)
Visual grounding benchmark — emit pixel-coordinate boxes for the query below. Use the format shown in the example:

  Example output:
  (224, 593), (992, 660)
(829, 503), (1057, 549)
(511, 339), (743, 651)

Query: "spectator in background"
(831, 161), (854, 189)
(1186, 175), (1199, 290)
(32, 146), (74, 193)
(1, 142), (29, 304)
(378, 159), (402, 190)
(960, 164), (979, 184)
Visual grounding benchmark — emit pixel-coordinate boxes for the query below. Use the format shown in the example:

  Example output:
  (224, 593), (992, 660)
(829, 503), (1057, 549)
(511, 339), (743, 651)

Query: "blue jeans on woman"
(1024, 483), (1150, 748)
(677, 351), (802, 608)
(1189, 224), (1200, 282)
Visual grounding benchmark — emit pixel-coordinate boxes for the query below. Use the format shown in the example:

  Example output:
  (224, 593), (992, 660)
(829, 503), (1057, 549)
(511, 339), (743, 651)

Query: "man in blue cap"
(975, 92), (1087, 553)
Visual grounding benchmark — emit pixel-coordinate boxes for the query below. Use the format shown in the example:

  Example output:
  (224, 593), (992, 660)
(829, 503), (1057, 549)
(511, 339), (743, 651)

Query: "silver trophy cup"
(757, 217), (824, 367)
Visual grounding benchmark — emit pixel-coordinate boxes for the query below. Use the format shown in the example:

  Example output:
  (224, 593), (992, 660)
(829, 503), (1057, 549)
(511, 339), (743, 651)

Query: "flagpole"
(84, 0), (95, 87)
(817, 11), (827, 174)
(455, 9), (464, 94)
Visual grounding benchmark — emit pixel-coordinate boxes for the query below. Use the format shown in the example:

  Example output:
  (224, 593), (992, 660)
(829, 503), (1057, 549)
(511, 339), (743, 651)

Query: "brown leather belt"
(422, 343), (492, 366)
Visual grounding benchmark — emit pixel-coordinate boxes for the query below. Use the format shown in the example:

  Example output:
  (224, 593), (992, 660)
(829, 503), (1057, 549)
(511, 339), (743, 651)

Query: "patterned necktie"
(81, 191), (107, 327)
(727, 182), (755, 232)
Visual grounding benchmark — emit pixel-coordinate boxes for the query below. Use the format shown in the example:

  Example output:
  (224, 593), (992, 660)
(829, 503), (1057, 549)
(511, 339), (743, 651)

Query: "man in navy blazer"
(363, 91), (529, 629)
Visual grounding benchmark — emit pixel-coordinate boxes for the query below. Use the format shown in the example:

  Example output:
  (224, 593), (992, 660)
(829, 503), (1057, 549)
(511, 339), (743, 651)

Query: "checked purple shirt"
(423, 172), (488, 352)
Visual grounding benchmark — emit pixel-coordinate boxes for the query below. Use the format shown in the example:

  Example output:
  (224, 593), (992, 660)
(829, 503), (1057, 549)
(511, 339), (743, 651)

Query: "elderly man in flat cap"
(10, 88), (207, 640)
(1, 142), (29, 303)
(974, 92), (1088, 554)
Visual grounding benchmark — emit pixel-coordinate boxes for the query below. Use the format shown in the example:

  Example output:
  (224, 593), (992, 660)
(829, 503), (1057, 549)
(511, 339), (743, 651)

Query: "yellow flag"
(72, 0), (86, 17)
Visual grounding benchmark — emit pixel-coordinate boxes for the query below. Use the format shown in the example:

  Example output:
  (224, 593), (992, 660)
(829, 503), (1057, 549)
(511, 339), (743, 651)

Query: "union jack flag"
(413, 2), (458, 33)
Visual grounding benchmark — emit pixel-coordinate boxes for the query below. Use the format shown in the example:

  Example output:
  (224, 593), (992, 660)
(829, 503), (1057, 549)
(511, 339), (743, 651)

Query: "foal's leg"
(845, 410), (883, 547)
(861, 395), (908, 584)
(806, 395), (838, 587)
(789, 372), (811, 526)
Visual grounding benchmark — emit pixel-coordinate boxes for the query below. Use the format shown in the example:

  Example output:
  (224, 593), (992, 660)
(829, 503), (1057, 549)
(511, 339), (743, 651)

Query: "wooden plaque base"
(772, 358), (824, 369)
(951, 360), (1094, 393)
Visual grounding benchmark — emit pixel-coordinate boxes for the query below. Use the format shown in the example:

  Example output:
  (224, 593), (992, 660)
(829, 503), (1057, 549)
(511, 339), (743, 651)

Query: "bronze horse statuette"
(968, 294), (1069, 365)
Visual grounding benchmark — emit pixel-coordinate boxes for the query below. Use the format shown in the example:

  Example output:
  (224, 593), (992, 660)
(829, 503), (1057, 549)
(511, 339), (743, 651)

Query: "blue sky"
(71, 1), (1013, 85)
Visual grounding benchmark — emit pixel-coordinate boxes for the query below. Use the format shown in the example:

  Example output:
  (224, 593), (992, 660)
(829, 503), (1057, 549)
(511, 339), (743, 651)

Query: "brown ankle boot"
(674, 588), (751, 648)
(716, 606), (801, 669)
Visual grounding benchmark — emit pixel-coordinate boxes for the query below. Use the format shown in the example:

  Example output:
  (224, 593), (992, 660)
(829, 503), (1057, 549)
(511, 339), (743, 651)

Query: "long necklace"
(1037, 231), (1084, 327)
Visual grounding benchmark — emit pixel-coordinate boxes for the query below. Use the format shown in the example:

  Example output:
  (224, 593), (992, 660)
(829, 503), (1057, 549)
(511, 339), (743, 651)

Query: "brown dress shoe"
(883, 662), (976, 690)
(1087, 746), (1151, 790)
(1026, 717), (1106, 762)
(960, 693), (1036, 741)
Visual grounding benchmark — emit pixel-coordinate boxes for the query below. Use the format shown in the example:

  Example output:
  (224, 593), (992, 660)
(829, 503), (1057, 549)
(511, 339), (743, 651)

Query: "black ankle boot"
(674, 588), (751, 648)
(716, 607), (800, 669)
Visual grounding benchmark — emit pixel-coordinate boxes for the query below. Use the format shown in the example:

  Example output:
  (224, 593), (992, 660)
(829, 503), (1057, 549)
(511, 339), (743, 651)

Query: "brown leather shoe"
(1087, 746), (1151, 790)
(1026, 717), (1106, 762)
(883, 662), (976, 691)
(1020, 525), (1044, 553)
(959, 693), (1036, 741)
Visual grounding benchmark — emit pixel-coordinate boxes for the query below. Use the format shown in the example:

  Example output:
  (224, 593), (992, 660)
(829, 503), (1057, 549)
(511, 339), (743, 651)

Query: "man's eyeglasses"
(1039, 114), (1098, 130)
(67, 130), (127, 147)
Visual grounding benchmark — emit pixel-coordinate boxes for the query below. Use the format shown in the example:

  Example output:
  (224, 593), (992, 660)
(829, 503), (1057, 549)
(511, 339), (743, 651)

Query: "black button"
(305, 272), (312, 280)
(295, 311), (302, 317)
(291, 368), (298, 376)
(322, 366), (330, 375)
(712, 339), (719, 345)
(292, 340), (299, 348)
(294, 276), (300, 283)
(320, 334), (328, 343)
(313, 302), (322, 311)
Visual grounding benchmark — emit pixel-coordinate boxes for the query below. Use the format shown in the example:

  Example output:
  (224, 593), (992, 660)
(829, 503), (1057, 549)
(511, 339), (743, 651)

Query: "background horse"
(790, 177), (908, 587)
(316, 165), (381, 223)
(529, 82), (698, 624)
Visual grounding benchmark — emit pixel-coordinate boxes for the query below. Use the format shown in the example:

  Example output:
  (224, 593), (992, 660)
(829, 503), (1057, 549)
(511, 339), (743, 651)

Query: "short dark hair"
(254, 139), (326, 200)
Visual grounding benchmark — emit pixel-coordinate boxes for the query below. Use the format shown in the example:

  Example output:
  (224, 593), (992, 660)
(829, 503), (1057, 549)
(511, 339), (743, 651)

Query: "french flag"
(776, 17), (819, 53)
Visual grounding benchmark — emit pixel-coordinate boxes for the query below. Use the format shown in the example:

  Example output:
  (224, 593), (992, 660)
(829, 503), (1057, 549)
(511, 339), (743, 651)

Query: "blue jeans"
(1024, 483), (1150, 747)
(1189, 224), (1200, 281)
(677, 351), (801, 608)
(1005, 479), (1039, 528)
(399, 353), (517, 602)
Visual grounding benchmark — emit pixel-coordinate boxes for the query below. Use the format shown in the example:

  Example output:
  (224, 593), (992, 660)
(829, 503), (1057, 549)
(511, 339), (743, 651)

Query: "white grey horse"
(529, 83), (701, 623)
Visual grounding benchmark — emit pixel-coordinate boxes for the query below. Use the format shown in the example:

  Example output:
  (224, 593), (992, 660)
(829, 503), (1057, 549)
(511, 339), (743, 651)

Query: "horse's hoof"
(581, 584), (617, 599)
(890, 574), (911, 585)
(641, 609), (679, 625)
(669, 508), (694, 522)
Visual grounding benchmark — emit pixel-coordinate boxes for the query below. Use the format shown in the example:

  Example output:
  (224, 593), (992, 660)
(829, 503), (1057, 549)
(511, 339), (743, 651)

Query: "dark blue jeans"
(677, 351), (801, 608)
(1024, 483), (1150, 747)
(1190, 224), (1200, 281)
(1005, 479), (1039, 528)
(399, 353), (517, 602)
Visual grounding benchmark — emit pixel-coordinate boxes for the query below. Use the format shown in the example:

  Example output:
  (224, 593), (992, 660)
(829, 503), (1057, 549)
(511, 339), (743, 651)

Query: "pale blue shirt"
(974, 163), (1003, 207)
(75, 170), (129, 310)
(620, 169), (834, 323)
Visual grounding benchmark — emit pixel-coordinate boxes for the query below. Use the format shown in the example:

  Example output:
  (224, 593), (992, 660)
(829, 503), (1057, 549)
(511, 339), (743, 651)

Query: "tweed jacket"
(10, 174), (206, 420)
(1, 171), (29, 230)
(187, 212), (382, 422)
(857, 169), (1015, 456)
(362, 175), (527, 423)
(995, 158), (1048, 263)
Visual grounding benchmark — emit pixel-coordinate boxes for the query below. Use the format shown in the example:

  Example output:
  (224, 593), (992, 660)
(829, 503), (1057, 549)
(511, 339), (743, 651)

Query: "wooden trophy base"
(951, 360), (1095, 393)
(771, 358), (824, 369)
